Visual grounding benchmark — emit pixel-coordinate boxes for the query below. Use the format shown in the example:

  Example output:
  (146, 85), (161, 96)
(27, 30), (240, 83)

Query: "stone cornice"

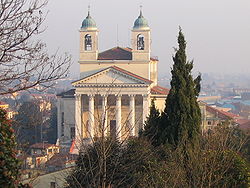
(78, 60), (150, 64)
(74, 83), (149, 88)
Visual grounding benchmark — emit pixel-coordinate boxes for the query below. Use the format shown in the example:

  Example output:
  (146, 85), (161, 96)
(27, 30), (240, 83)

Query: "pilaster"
(88, 94), (95, 138)
(116, 95), (122, 140)
(129, 95), (136, 136)
(142, 94), (150, 128)
(75, 94), (82, 148)
(101, 95), (108, 137)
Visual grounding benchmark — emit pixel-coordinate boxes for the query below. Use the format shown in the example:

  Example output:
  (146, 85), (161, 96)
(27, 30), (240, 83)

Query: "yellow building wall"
(153, 97), (166, 112)
(79, 30), (98, 61)
(131, 29), (151, 61)
(150, 60), (158, 86)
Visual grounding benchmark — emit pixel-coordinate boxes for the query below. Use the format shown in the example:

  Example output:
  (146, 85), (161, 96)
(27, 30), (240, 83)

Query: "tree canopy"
(141, 99), (161, 146)
(14, 101), (43, 147)
(0, 109), (20, 187)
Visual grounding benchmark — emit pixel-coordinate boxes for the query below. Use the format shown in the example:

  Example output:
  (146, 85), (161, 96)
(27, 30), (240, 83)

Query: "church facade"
(57, 10), (168, 148)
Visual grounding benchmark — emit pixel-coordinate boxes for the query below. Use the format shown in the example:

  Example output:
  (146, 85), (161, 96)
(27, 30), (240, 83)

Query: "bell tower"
(79, 9), (98, 61)
(131, 9), (151, 61)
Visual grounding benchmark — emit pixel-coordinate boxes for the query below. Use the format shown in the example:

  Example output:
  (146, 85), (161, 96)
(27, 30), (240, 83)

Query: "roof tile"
(30, 143), (58, 149)
(98, 47), (132, 60)
(112, 66), (152, 83)
(206, 105), (239, 119)
(97, 46), (158, 61)
(151, 85), (169, 95)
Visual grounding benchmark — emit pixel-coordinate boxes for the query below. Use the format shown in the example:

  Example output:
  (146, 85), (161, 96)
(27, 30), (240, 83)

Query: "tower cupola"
(79, 8), (98, 62)
(131, 8), (151, 61)
(81, 10), (97, 30)
(133, 10), (149, 30)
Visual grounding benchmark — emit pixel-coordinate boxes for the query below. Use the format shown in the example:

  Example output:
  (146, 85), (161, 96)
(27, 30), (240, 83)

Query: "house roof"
(57, 89), (75, 98)
(30, 143), (58, 149)
(0, 101), (8, 105)
(97, 46), (158, 61)
(45, 153), (78, 167)
(30, 94), (57, 98)
(205, 105), (239, 119)
(235, 119), (250, 130)
(98, 47), (132, 60)
(151, 85), (169, 95)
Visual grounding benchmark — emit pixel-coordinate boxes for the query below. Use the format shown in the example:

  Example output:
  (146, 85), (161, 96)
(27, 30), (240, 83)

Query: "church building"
(57, 9), (169, 148)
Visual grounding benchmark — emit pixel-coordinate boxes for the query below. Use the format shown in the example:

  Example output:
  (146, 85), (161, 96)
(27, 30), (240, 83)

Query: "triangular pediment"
(72, 66), (152, 87)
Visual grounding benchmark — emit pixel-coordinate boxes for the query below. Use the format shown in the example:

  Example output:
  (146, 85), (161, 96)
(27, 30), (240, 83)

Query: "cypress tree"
(141, 99), (161, 146)
(162, 28), (201, 146)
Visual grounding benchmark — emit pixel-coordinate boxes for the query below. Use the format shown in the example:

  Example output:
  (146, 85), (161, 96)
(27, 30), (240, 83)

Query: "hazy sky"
(42, 0), (250, 77)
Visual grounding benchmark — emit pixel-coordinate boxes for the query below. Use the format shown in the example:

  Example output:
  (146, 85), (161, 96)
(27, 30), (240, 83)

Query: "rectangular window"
(61, 112), (64, 136)
(70, 127), (75, 139)
(62, 112), (64, 124)
(53, 148), (58, 153)
(50, 182), (56, 188)
(110, 120), (116, 139)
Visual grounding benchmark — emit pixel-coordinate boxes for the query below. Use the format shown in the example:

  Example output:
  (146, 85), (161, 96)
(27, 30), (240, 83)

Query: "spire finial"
(139, 5), (143, 17)
(87, 5), (90, 17)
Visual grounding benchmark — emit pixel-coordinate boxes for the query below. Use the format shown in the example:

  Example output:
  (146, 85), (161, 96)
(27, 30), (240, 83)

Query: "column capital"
(128, 94), (136, 97)
(115, 94), (122, 97)
(74, 93), (81, 98)
(101, 94), (108, 98)
(143, 94), (149, 99)
(87, 94), (95, 98)
(115, 94), (122, 100)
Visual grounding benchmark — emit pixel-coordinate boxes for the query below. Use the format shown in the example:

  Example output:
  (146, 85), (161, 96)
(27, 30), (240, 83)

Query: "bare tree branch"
(0, 0), (71, 95)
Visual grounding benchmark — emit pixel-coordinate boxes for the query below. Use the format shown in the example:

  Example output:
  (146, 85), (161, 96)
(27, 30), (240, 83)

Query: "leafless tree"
(161, 125), (249, 188)
(0, 0), (71, 95)
(63, 78), (147, 187)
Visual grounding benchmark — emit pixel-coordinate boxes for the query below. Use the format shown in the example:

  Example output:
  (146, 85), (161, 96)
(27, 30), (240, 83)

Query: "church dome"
(81, 11), (97, 30)
(133, 10), (149, 30)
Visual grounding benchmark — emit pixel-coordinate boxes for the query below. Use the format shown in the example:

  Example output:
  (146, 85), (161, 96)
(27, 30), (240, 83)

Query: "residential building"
(22, 167), (72, 188)
(28, 143), (60, 167)
(0, 101), (14, 119)
(199, 101), (241, 132)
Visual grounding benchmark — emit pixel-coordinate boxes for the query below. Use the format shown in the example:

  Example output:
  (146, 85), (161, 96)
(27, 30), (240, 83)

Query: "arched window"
(137, 34), (144, 50)
(85, 34), (92, 51)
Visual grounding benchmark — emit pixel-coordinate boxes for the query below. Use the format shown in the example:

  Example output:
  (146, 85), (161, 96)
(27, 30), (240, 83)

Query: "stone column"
(75, 94), (82, 148)
(142, 94), (149, 128)
(116, 95), (122, 140)
(88, 94), (95, 138)
(129, 95), (135, 136)
(102, 95), (108, 137)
